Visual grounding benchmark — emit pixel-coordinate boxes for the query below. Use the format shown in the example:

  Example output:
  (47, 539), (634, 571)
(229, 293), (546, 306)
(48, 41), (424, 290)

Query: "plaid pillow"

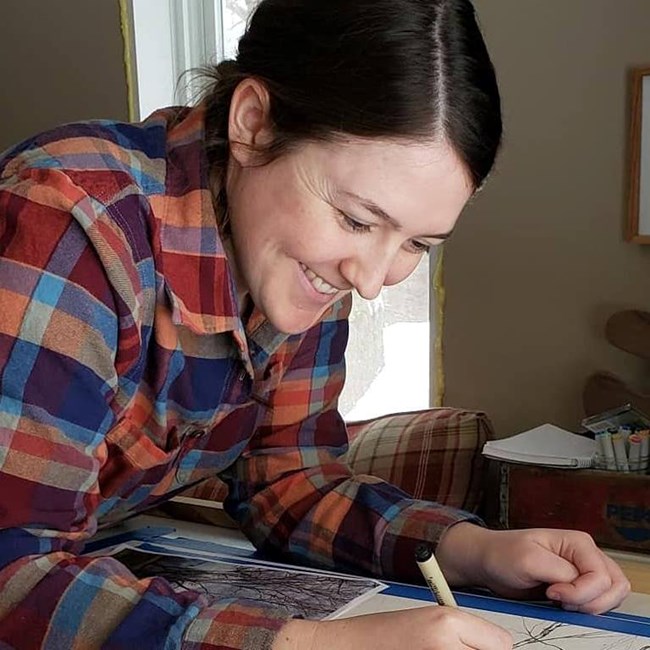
(181, 407), (493, 514)
(345, 407), (494, 513)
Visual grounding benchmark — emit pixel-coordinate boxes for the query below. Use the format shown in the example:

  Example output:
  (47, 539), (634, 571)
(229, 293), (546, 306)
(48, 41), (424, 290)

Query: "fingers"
(549, 552), (631, 614)
(578, 553), (631, 614)
(451, 609), (513, 650)
(545, 532), (609, 603)
(545, 532), (631, 613)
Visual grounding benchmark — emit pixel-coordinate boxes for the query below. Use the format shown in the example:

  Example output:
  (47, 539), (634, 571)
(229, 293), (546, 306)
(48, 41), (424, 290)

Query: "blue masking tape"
(381, 583), (650, 637)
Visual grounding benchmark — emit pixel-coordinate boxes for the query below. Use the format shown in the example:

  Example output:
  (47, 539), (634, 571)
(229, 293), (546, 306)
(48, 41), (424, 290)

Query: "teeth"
(300, 263), (339, 295)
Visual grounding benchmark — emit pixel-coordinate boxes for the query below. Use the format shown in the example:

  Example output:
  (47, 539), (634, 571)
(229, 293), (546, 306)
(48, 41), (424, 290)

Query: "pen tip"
(414, 543), (433, 562)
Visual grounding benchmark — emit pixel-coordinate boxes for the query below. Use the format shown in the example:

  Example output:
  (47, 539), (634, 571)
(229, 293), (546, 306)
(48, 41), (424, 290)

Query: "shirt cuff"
(378, 499), (484, 582)
(182, 598), (292, 650)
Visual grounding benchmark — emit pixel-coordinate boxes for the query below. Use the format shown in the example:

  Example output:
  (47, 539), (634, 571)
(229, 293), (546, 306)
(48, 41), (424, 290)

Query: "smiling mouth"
(299, 263), (340, 295)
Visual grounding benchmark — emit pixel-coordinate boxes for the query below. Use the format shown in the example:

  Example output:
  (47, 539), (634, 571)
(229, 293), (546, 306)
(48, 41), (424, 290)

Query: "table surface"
(102, 514), (650, 617)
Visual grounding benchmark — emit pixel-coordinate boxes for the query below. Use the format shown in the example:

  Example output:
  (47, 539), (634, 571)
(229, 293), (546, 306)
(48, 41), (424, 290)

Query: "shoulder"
(0, 108), (194, 204)
(0, 119), (170, 354)
(0, 112), (185, 281)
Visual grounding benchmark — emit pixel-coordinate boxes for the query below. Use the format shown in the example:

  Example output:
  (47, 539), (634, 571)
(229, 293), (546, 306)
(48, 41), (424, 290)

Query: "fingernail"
(564, 604), (578, 612)
(548, 592), (559, 600)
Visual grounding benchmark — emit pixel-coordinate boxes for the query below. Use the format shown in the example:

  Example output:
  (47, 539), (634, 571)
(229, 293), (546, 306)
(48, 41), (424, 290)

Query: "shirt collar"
(147, 104), (292, 374)
(148, 104), (241, 336)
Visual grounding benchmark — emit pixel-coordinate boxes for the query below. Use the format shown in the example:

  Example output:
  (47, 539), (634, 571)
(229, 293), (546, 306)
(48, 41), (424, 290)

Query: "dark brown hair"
(201, 0), (502, 225)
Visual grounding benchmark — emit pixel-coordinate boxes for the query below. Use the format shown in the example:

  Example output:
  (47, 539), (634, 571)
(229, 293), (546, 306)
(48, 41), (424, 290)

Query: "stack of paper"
(482, 423), (596, 468)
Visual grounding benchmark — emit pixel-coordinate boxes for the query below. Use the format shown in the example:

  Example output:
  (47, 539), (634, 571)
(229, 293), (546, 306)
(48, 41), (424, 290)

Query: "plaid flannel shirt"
(0, 105), (477, 649)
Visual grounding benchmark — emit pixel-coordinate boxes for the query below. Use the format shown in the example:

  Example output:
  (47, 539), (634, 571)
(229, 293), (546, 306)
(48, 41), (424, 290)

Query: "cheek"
(281, 208), (340, 257)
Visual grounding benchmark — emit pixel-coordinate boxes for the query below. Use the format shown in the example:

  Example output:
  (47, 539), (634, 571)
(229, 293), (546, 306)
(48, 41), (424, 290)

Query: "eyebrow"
(342, 190), (454, 240)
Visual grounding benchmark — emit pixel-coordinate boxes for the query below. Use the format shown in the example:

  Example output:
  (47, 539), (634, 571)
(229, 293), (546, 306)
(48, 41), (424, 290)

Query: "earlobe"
(228, 78), (273, 165)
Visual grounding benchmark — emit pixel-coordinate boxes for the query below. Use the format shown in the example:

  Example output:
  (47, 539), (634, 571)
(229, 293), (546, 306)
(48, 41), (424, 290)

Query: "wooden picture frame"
(627, 67), (650, 243)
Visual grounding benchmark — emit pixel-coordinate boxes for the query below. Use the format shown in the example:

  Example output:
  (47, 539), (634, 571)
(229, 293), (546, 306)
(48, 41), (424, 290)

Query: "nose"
(344, 262), (385, 301)
(340, 245), (418, 301)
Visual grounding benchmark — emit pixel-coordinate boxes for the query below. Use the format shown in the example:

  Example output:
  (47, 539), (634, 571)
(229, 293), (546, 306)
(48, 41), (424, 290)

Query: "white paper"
(482, 424), (596, 467)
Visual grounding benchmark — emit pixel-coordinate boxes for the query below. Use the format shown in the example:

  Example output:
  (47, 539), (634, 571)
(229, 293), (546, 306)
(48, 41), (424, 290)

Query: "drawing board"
(89, 524), (650, 649)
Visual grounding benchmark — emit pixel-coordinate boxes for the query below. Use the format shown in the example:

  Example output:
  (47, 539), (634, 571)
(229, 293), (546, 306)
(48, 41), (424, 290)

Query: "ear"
(228, 78), (274, 166)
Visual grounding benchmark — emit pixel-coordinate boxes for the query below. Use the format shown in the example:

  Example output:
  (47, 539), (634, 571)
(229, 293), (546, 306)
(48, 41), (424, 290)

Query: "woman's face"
(226, 135), (472, 335)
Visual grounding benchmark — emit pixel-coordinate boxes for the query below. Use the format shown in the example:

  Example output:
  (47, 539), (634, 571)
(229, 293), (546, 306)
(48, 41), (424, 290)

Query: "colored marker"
(596, 431), (617, 471)
(639, 429), (649, 473)
(611, 432), (630, 473)
(628, 433), (642, 473)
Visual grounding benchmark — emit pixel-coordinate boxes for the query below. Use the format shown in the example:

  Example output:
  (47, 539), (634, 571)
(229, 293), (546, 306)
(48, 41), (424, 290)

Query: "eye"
(336, 209), (372, 234)
(405, 239), (433, 254)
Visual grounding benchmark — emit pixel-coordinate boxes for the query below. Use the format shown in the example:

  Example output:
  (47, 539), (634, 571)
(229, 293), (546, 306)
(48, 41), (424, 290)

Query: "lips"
(299, 263), (339, 295)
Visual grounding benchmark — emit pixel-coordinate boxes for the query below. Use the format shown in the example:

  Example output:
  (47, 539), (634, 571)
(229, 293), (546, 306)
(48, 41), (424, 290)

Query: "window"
(339, 256), (432, 420)
(128, 0), (436, 420)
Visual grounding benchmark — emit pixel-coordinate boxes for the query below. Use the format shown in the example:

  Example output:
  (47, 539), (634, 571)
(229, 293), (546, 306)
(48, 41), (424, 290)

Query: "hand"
(436, 523), (631, 614)
(273, 607), (513, 650)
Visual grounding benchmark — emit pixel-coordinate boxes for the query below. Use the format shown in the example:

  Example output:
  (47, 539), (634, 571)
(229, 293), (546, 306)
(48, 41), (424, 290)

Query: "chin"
(264, 304), (325, 335)
(270, 315), (317, 335)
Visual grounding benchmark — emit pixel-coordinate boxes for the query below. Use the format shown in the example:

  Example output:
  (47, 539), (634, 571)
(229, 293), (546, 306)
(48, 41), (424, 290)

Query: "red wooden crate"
(498, 463), (650, 553)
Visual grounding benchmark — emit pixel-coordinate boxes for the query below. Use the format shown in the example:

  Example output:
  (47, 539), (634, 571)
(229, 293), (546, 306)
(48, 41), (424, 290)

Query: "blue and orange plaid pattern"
(0, 106), (478, 648)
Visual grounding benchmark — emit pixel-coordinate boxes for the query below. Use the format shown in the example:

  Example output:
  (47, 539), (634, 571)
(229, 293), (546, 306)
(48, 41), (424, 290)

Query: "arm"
(218, 296), (629, 629)
(221, 296), (481, 582)
(0, 167), (290, 649)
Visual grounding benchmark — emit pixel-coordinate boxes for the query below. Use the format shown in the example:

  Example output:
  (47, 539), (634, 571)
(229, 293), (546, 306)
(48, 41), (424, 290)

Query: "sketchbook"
(112, 544), (385, 621)
(482, 423), (596, 468)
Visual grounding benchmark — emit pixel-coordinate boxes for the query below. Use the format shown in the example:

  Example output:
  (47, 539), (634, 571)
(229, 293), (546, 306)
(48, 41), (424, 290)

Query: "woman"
(0, 0), (629, 648)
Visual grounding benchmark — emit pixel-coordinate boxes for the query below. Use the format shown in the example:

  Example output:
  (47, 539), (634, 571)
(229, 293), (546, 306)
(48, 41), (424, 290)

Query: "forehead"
(299, 135), (473, 232)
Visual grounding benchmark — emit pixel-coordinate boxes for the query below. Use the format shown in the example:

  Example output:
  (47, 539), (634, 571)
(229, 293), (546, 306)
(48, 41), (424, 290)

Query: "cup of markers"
(594, 426), (649, 473)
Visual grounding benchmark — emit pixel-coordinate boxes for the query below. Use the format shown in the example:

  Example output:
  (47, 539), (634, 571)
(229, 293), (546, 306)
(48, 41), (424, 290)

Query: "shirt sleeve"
(221, 296), (483, 584)
(0, 167), (290, 649)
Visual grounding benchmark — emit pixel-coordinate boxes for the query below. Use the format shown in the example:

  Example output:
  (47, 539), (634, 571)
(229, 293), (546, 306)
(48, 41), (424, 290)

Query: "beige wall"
(0, 0), (128, 151)
(444, 0), (650, 436)
(3, 1), (650, 439)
